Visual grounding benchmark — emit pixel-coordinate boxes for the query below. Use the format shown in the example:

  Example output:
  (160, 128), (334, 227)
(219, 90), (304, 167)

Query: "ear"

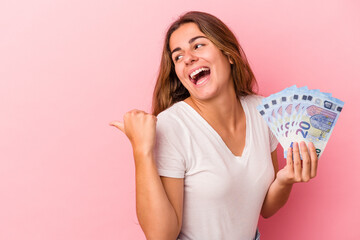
(224, 52), (234, 64)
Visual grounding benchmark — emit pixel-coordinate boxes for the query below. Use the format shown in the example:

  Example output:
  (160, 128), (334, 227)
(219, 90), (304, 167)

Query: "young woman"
(110, 11), (318, 240)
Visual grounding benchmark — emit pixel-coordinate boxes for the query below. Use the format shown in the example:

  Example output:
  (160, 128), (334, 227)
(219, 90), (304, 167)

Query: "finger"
(109, 121), (125, 132)
(286, 146), (294, 169)
(300, 141), (311, 182)
(286, 146), (294, 177)
(308, 142), (318, 178)
(293, 142), (302, 182)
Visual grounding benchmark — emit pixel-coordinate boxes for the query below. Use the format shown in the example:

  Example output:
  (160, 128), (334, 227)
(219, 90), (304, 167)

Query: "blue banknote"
(257, 86), (344, 159)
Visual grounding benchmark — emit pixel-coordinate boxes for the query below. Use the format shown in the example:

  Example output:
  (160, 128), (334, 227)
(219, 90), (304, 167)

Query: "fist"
(276, 141), (318, 185)
(110, 110), (157, 154)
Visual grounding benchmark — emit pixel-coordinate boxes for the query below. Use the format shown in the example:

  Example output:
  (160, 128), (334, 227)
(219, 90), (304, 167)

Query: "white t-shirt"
(154, 94), (278, 240)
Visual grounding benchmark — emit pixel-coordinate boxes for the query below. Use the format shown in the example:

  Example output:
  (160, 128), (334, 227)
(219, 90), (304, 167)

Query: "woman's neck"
(185, 91), (244, 133)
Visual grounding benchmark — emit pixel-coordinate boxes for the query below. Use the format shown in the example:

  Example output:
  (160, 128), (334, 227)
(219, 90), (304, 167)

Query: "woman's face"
(169, 22), (233, 101)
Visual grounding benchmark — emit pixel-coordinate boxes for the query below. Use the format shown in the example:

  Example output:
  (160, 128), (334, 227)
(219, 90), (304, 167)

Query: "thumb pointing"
(109, 121), (124, 132)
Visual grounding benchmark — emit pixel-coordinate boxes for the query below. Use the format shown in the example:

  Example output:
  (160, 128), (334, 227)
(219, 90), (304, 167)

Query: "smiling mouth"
(189, 68), (211, 85)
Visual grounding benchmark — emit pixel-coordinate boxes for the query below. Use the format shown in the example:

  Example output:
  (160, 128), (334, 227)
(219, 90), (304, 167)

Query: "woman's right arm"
(110, 110), (183, 240)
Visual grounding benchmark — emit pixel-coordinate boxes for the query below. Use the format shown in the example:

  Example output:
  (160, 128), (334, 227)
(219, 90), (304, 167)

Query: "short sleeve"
(154, 115), (186, 178)
(250, 94), (279, 153)
(269, 127), (279, 152)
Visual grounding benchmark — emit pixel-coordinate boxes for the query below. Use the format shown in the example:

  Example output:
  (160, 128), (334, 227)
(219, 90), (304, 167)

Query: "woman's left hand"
(276, 141), (318, 186)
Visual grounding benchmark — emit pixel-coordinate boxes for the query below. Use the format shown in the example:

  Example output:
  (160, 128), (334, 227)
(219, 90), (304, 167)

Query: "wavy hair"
(152, 11), (258, 116)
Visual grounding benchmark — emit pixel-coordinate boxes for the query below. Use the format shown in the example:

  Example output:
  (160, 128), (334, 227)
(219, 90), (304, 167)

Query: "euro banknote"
(257, 85), (344, 159)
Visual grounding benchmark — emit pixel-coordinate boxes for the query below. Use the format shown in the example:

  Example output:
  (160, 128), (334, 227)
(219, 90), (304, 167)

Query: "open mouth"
(189, 67), (211, 86)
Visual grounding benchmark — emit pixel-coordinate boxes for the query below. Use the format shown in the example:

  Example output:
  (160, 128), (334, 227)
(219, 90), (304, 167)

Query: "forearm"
(134, 150), (180, 240)
(260, 178), (293, 218)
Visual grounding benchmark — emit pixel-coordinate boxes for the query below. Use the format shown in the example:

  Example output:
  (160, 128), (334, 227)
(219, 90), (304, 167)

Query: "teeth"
(196, 77), (208, 85)
(190, 67), (210, 79)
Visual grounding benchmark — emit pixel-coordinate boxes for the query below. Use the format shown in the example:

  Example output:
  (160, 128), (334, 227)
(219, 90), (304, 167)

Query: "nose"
(183, 50), (198, 65)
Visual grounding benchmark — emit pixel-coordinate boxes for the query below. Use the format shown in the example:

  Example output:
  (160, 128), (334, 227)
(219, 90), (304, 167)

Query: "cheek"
(173, 69), (186, 88)
(219, 53), (232, 71)
(213, 55), (232, 76)
(175, 66), (187, 82)
(205, 49), (229, 68)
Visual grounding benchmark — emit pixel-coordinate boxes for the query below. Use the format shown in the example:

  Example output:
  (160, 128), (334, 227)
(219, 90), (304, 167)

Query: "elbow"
(260, 211), (273, 219)
(144, 230), (180, 240)
(146, 234), (179, 240)
(137, 215), (181, 240)
(260, 207), (276, 219)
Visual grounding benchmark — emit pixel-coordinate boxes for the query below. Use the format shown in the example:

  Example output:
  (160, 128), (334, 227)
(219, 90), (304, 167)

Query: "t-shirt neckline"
(178, 97), (250, 160)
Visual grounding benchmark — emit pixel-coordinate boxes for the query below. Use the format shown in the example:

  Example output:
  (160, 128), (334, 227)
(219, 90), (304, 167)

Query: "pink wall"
(1, 0), (359, 239)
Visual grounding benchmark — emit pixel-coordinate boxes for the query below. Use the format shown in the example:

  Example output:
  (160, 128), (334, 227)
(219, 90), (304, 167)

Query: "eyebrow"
(170, 36), (208, 57)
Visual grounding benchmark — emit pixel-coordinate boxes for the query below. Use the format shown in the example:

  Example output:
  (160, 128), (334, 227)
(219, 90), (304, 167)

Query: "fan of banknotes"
(257, 85), (344, 159)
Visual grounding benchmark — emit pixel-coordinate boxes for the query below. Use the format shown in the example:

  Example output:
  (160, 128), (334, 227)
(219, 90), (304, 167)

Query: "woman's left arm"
(260, 141), (318, 218)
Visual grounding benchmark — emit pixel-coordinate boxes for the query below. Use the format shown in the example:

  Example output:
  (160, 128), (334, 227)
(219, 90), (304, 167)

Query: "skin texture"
(110, 110), (182, 240)
(110, 22), (319, 239)
(169, 23), (247, 158)
(170, 23), (233, 102)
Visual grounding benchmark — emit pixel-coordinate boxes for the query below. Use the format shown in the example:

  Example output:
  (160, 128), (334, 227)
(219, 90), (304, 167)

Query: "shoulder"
(155, 102), (190, 155)
(156, 102), (188, 135)
(157, 102), (185, 125)
(157, 102), (184, 121)
(241, 94), (265, 112)
(242, 94), (264, 103)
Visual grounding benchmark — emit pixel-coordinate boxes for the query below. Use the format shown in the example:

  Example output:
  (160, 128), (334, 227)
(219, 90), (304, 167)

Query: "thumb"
(109, 121), (125, 132)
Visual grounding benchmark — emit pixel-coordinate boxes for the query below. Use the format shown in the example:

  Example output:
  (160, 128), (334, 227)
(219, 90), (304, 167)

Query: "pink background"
(1, 0), (359, 239)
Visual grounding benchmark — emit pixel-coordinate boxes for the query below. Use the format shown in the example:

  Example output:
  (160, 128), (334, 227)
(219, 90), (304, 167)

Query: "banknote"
(257, 86), (344, 159)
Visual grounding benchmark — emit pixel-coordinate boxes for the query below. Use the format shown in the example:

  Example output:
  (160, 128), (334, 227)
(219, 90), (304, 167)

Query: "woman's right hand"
(109, 110), (157, 155)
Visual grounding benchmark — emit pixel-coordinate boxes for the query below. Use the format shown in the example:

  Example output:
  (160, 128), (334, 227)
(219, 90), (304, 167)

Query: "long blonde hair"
(152, 11), (258, 116)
